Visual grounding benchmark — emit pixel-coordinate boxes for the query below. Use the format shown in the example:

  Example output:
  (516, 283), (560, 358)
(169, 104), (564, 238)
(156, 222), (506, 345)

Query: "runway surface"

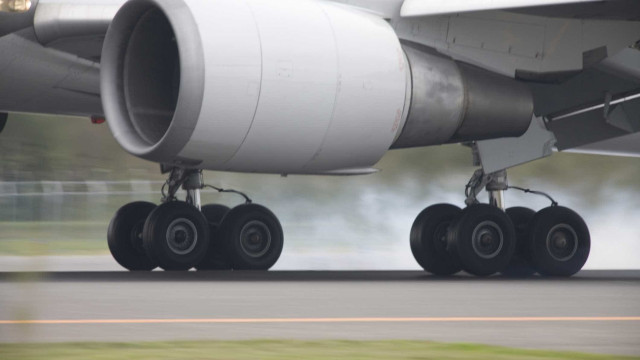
(1, 269), (639, 356)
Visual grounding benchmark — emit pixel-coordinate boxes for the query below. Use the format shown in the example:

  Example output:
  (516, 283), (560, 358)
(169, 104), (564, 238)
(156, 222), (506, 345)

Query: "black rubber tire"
(448, 204), (516, 277)
(196, 204), (232, 270)
(410, 204), (462, 276)
(143, 201), (210, 271)
(201, 204), (230, 226)
(527, 206), (590, 277)
(501, 207), (537, 277)
(107, 201), (157, 271)
(219, 203), (283, 270)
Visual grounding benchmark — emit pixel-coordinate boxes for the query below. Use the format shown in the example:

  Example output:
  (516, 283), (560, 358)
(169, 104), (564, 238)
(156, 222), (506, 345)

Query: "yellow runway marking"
(1, 317), (640, 325)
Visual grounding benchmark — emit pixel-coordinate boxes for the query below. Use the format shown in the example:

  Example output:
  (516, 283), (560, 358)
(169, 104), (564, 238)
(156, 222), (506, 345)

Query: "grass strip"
(0, 239), (107, 256)
(0, 340), (637, 360)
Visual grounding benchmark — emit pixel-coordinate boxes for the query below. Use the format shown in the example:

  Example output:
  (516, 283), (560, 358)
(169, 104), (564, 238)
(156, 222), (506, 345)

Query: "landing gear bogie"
(107, 167), (283, 272)
(410, 162), (590, 278)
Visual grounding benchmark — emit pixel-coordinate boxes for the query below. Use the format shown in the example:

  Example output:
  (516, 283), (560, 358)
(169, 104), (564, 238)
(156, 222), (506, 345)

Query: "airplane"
(0, 0), (638, 277)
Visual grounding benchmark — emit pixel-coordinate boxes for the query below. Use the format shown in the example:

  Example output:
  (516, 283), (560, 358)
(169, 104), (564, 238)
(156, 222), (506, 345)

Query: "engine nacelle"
(101, 0), (408, 174)
(101, 0), (533, 175)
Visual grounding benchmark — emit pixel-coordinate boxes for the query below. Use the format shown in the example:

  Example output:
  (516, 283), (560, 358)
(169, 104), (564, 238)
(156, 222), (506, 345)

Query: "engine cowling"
(101, 0), (408, 174)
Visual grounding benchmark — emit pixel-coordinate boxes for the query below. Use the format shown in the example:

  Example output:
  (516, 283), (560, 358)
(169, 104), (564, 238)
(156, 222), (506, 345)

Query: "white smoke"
(271, 178), (640, 270)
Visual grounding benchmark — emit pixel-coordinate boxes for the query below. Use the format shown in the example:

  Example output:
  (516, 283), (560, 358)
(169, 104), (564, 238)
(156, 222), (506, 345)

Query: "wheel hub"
(546, 224), (578, 261)
(166, 218), (198, 255)
(471, 221), (504, 259)
(240, 220), (271, 258)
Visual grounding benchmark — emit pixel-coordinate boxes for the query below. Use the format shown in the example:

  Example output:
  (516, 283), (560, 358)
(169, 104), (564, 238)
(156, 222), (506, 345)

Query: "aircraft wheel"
(107, 201), (157, 271)
(220, 204), (283, 270)
(501, 207), (537, 277)
(143, 201), (210, 271)
(528, 206), (590, 277)
(201, 204), (230, 226)
(410, 203), (462, 275)
(196, 204), (232, 270)
(448, 204), (516, 276)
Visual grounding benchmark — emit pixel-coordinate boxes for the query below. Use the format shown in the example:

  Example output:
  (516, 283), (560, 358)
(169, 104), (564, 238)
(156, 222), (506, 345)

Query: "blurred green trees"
(2, 113), (637, 189)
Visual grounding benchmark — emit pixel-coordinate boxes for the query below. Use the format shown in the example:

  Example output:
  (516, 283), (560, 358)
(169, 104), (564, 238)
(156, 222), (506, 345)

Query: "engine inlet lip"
(100, 0), (204, 162)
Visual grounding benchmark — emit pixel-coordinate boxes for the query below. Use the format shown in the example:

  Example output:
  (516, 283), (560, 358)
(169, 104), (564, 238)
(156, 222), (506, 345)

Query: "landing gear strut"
(107, 168), (283, 271)
(410, 167), (590, 277)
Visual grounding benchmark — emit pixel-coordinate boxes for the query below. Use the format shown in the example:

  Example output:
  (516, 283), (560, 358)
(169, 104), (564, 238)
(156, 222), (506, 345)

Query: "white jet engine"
(101, 0), (533, 174)
(101, 0), (409, 174)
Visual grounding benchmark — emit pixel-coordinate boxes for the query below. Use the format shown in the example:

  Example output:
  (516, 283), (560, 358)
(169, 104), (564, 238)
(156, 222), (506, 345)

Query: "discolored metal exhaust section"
(392, 43), (533, 149)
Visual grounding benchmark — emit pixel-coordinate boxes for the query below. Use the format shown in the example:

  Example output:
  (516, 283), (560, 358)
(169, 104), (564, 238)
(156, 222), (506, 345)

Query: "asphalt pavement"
(0, 269), (639, 355)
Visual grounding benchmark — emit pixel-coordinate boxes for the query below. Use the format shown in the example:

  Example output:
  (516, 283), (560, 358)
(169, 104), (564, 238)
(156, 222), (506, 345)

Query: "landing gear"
(410, 168), (590, 277)
(107, 167), (283, 271)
